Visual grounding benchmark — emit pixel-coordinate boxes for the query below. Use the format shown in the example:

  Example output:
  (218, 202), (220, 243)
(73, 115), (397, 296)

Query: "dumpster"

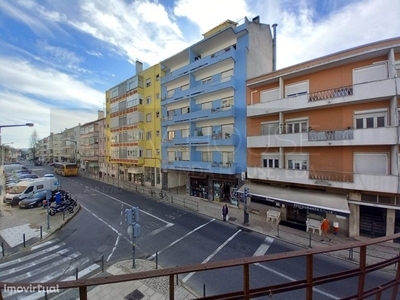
(333, 221), (339, 235)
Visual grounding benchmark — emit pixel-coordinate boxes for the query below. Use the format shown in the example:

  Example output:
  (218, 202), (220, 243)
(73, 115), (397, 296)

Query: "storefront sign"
(293, 203), (334, 214)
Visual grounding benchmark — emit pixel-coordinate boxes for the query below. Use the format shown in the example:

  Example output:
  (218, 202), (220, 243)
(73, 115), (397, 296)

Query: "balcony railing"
(309, 169), (354, 182)
(2, 234), (400, 300)
(308, 85), (353, 102)
(308, 128), (354, 141)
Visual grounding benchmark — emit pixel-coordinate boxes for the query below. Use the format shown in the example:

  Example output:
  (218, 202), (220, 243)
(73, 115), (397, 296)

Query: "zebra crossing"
(0, 239), (100, 300)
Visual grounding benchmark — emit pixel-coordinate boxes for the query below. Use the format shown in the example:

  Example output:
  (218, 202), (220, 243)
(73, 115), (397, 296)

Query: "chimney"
(272, 24), (278, 71)
(136, 61), (143, 74)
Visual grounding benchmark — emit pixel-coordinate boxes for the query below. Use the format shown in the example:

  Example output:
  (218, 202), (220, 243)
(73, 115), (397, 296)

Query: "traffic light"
(244, 187), (249, 197)
(132, 207), (140, 223)
(133, 223), (141, 238)
(125, 208), (133, 224)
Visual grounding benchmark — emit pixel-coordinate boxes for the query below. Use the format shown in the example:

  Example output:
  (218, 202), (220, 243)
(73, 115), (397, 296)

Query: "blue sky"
(0, 0), (399, 148)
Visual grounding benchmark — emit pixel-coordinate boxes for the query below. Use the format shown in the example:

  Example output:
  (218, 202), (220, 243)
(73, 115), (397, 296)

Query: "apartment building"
(61, 125), (80, 163)
(161, 17), (274, 201)
(106, 62), (162, 187)
(244, 37), (400, 238)
(51, 132), (63, 162)
(80, 112), (104, 174)
(98, 117), (108, 176)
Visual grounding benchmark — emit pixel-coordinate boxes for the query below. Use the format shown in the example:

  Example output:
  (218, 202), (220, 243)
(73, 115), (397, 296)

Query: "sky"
(0, 0), (399, 149)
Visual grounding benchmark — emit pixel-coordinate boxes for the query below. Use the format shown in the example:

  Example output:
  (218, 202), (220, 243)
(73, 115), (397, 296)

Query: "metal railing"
(1, 233), (400, 299)
(308, 128), (354, 141)
(309, 169), (354, 182)
(308, 85), (354, 102)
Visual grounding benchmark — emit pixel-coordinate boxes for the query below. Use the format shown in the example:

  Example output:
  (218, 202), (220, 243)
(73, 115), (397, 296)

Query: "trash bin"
(333, 221), (339, 235)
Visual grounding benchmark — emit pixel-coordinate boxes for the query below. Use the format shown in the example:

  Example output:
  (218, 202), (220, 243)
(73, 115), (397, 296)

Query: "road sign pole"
(46, 190), (51, 230)
(132, 228), (136, 269)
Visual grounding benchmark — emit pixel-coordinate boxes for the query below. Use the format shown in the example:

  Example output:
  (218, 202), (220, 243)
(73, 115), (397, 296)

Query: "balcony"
(247, 78), (397, 117)
(162, 160), (237, 174)
(162, 105), (236, 126)
(247, 167), (399, 194)
(247, 127), (398, 148)
(162, 75), (236, 105)
(161, 46), (236, 84)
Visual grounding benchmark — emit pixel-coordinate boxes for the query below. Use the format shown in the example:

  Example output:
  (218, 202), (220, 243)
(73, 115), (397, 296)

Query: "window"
(285, 119), (308, 133)
(181, 129), (189, 138)
(156, 74), (160, 81)
(202, 102), (212, 110)
(156, 112), (160, 118)
(167, 110), (174, 120)
(202, 77), (212, 85)
(146, 132), (152, 140)
(263, 158), (279, 168)
(261, 122), (279, 135)
(146, 78), (151, 87)
(221, 97), (233, 108)
(156, 93), (160, 99)
(286, 153), (308, 170)
(156, 130), (160, 136)
(146, 96), (151, 104)
(202, 152), (212, 162)
(36, 184), (44, 189)
(221, 151), (234, 164)
(167, 131), (175, 140)
(156, 149), (160, 155)
(182, 106), (190, 114)
(182, 150), (190, 161)
(146, 149), (152, 158)
(146, 113), (152, 122)
(355, 109), (387, 129)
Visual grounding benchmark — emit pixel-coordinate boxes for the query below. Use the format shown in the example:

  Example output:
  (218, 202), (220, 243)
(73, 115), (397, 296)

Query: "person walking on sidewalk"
(321, 218), (331, 242)
(222, 204), (229, 221)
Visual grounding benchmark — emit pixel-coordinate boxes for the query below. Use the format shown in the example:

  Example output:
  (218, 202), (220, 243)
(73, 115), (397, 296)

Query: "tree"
(30, 130), (39, 160)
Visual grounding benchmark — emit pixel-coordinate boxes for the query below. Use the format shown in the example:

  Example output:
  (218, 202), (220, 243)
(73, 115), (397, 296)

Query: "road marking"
(85, 185), (173, 226)
(107, 235), (120, 262)
(253, 236), (274, 256)
(255, 263), (339, 300)
(0, 243), (66, 269)
(182, 229), (242, 283)
(31, 239), (59, 250)
(148, 218), (215, 260)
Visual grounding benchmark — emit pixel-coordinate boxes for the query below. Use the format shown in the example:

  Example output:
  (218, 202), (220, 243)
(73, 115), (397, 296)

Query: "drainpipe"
(272, 24), (278, 71)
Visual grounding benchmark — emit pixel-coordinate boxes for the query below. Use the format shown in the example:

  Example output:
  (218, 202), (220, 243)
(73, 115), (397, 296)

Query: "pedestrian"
(321, 218), (331, 242)
(222, 204), (229, 221)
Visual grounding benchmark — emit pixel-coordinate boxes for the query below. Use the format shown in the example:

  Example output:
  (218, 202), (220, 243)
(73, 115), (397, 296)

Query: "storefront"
(212, 179), (238, 202)
(128, 166), (143, 184)
(190, 177), (208, 199)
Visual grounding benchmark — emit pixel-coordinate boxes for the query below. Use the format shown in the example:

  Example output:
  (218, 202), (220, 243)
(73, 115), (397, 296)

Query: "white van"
(4, 177), (60, 205)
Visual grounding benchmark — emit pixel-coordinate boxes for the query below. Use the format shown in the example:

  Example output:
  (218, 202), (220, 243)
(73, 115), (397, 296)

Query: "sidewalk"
(2, 172), (400, 300)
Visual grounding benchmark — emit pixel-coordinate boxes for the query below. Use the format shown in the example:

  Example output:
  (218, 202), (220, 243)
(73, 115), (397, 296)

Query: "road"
(2, 164), (399, 299)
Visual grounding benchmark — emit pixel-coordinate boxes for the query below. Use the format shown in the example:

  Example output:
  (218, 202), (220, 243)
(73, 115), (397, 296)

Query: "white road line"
(145, 223), (174, 238)
(31, 239), (59, 251)
(253, 236), (274, 256)
(107, 235), (120, 262)
(0, 243), (65, 269)
(86, 186), (173, 226)
(182, 229), (242, 283)
(148, 219), (216, 260)
(5, 252), (81, 283)
(0, 249), (70, 277)
(255, 263), (340, 300)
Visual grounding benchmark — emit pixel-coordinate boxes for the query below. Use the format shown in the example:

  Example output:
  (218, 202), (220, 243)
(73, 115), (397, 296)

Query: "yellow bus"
(53, 163), (79, 176)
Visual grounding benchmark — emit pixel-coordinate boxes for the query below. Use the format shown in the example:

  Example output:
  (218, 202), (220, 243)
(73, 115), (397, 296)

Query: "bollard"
(156, 252), (158, 269)
(101, 255), (104, 272)
(203, 284), (206, 297)
(176, 266), (179, 285)
(309, 232), (312, 248)
(63, 210), (65, 221)
(23, 233), (26, 248)
(76, 268), (79, 280)
(44, 291), (48, 300)
(40, 226), (43, 239)
(349, 248), (354, 260)
(1, 242), (4, 257)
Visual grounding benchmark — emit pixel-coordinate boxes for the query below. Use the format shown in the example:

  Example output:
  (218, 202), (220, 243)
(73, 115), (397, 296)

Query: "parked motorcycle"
(48, 194), (77, 216)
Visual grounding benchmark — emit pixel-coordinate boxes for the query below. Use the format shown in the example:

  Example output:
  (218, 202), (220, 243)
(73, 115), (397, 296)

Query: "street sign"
(127, 224), (133, 235)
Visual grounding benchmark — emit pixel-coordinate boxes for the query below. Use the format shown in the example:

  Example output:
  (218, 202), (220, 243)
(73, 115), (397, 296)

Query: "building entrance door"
(360, 205), (386, 238)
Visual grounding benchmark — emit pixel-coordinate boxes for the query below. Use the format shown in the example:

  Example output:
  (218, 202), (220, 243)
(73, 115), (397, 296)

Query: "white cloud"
(0, 57), (104, 107)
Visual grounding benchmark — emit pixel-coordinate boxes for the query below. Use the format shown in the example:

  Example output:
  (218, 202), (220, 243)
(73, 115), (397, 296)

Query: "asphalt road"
(29, 165), (398, 299)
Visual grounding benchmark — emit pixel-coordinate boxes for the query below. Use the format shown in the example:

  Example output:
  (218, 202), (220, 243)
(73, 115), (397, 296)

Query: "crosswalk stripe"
(253, 236), (274, 256)
(18, 264), (101, 300)
(0, 249), (70, 278)
(0, 243), (66, 270)
(31, 239), (59, 251)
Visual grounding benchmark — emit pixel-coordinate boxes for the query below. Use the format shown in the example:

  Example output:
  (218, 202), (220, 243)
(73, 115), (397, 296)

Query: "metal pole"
(47, 200), (50, 230)
(132, 227), (136, 269)
(23, 234), (26, 248)
(101, 255), (104, 272)
(40, 226), (42, 239)
(1, 242), (4, 257)
(75, 268), (78, 280)
(349, 248), (354, 260)
(203, 284), (206, 297)
(309, 232), (312, 248)
(156, 252), (158, 269)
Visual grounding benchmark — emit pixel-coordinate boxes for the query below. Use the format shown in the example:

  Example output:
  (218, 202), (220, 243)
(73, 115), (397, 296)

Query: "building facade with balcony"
(98, 117), (108, 177)
(106, 62), (162, 188)
(61, 125), (80, 163)
(80, 112), (103, 174)
(161, 17), (274, 201)
(245, 37), (400, 239)
(52, 132), (63, 162)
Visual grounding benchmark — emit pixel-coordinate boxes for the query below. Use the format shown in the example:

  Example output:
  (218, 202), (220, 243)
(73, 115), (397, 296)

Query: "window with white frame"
(285, 119), (308, 134)
(167, 131), (175, 140)
(261, 153), (280, 168)
(201, 102), (212, 110)
(221, 151), (234, 164)
(146, 78), (151, 87)
(146, 96), (151, 104)
(146, 113), (152, 122)
(146, 149), (152, 158)
(146, 132), (152, 140)
(182, 150), (190, 161)
(221, 96), (233, 109)
(181, 129), (189, 138)
(355, 109), (387, 129)
(202, 77), (212, 85)
(261, 121), (279, 135)
(168, 151), (175, 162)
(286, 153), (308, 170)
(202, 151), (212, 162)
(167, 110), (174, 120)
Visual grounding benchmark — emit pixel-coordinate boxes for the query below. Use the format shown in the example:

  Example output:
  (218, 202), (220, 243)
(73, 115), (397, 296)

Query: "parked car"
(17, 174), (39, 180)
(34, 160), (43, 166)
(18, 190), (48, 208)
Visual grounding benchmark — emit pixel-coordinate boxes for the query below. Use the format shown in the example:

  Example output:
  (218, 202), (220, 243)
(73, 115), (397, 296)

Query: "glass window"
(146, 78), (151, 87)
(146, 113), (152, 122)
(146, 132), (152, 140)
(286, 119), (308, 133)
(168, 131), (174, 140)
(354, 110), (387, 129)
(146, 96), (151, 104)
(182, 129), (189, 138)
(202, 152), (212, 162)
(146, 149), (152, 158)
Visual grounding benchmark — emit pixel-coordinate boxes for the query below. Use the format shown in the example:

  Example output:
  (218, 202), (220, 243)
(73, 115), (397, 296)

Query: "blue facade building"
(161, 17), (273, 201)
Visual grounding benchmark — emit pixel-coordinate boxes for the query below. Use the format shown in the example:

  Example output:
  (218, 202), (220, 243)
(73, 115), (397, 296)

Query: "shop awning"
(238, 181), (350, 217)
(128, 166), (143, 174)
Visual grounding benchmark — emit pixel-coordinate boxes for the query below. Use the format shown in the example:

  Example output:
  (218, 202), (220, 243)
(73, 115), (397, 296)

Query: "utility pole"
(125, 207), (141, 268)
